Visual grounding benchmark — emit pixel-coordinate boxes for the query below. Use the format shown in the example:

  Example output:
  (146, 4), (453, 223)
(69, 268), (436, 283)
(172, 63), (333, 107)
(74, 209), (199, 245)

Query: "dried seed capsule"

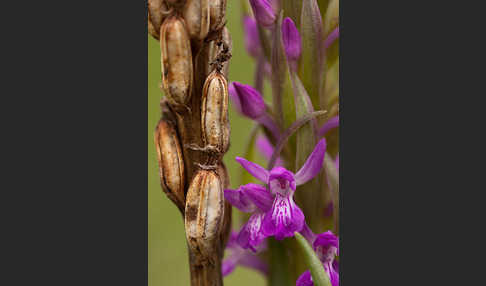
(154, 118), (186, 212)
(148, 12), (159, 40)
(209, 0), (227, 32)
(201, 71), (230, 153)
(185, 170), (224, 262)
(182, 0), (210, 40)
(160, 16), (193, 108)
(148, 0), (169, 33)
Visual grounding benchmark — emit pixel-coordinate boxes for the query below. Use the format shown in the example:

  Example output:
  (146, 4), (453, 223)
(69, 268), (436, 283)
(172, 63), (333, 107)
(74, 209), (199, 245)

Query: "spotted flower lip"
(249, 0), (276, 28)
(232, 138), (327, 240)
(282, 17), (302, 63)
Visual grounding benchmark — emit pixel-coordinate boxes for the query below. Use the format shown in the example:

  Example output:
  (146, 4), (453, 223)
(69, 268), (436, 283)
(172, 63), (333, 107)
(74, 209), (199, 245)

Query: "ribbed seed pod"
(148, 13), (159, 40)
(201, 70), (230, 153)
(148, 0), (169, 34)
(185, 170), (225, 262)
(160, 16), (193, 108)
(209, 0), (227, 32)
(154, 118), (186, 212)
(182, 0), (210, 40)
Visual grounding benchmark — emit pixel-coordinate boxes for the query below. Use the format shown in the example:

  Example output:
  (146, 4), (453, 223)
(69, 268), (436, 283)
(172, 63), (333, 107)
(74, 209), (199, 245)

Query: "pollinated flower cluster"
(221, 0), (340, 285)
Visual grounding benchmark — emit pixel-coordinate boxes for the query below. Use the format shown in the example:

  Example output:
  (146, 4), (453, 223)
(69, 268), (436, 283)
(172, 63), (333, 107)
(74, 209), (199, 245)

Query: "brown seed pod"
(154, 118), (186, 212)
(160, 16), (193, 108)
(148, 0), (169, 34)
(148, 13), (159, 40)
(209, 0), (227, 32)
(220, 27), (232, 77)
(165, 0), (186, 8)
(182, 0), (210, 40)
(201, 70), (230, 154)
(185, 170), (225, 263)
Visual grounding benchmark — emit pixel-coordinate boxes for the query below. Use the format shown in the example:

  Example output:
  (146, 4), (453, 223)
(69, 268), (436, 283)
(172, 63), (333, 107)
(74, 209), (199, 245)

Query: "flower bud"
(201, 71), (230, 153)
(209, 0), (227, 32)
(183, 0), (210, 40)
(282, 17), (301, 62)
(248, 0), (276, 28)
(243, 16), (260, 58)
(154, 118), (186, 212)
(160, 16), (193, 108)
(185, 170), (225, 262)
(230, 82), (265, 119)
(148, 0), (169, 34)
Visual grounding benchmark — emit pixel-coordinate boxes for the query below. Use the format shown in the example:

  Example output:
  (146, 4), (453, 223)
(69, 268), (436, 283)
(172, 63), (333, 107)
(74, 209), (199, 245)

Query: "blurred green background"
(148, 2), (266, 285)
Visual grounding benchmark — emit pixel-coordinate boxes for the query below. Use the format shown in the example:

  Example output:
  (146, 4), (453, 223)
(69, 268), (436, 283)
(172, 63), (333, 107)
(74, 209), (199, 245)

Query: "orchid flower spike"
(297, 230), (339, 286)
(232, 139), (327, 240)
(222, 231), (268, 277)
(249, 0), (276, 28)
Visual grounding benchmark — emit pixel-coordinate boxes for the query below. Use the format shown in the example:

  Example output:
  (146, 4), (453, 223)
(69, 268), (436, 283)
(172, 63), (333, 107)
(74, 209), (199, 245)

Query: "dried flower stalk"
(149, 0), (232, 284)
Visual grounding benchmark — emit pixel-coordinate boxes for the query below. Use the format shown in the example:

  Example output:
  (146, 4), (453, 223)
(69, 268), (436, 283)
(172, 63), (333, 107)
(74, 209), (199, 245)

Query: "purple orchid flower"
(318, 115), (339, 137)
(222, 231), (268, 276)
(224, 183), (273, 251)
(249, 0), (276, 28)
(296, 230), (339, 286)
(256, 134), (284, 167)
(282, 17), (302, 70)
(243, 16), (261, 58)
(230, 139), (327, 241)
(229, 82), (280, 140)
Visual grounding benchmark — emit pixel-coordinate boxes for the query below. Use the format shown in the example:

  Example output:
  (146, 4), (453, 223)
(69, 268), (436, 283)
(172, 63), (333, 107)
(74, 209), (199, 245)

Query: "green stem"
(268, 239), (293, 286)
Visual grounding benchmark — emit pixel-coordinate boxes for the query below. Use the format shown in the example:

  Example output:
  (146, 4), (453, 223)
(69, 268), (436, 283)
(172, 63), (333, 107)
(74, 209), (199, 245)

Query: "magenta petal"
(256, 135), (274, 161)
(294, 139), (327, 186)
(239, 253), (269, 275)
(232, 82), (266, 119)
(282, 17), (302, 62)
(300, 223), (317, 244)
(222, 257), (238, 276)
(224, 187), (256, 213)
(324, 27), (340, 50)
(243, 16), (261, 58)
(249, 0), (276, 28)
(313, 231), (339, 250)
(242, 183), (274, 212)
(268, 167), (296, 193)
(318, 115), (339, 137)
(228, 82), (242, 113)
(236, 157), (270, 183)
(237, 212), (267, 251)
(262, 195), (304, 240)
(296, 270), (314, 286)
